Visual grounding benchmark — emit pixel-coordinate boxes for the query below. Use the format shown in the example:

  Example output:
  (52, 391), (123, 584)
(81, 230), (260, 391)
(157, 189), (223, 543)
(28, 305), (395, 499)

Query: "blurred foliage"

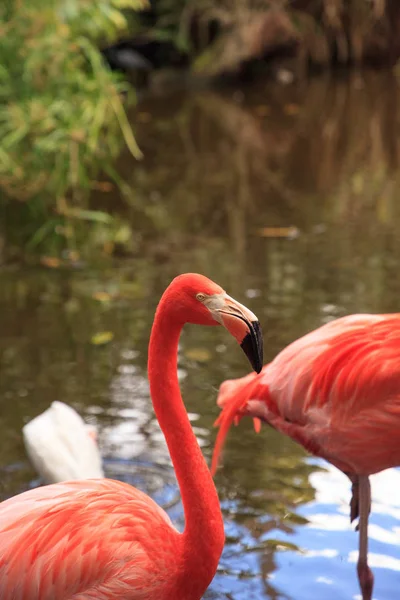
(186, 0), (395, 76)
(131, 0), (398, 77)
(146, 0), (189, 50)
(3, 69), (400, 267)
(0, 0), (148, 257)
(0, 0), (398, 263)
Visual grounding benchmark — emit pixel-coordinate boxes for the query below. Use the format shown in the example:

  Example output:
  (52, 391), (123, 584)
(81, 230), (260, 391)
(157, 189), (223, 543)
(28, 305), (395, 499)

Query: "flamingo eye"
(196, 293), (206, 302)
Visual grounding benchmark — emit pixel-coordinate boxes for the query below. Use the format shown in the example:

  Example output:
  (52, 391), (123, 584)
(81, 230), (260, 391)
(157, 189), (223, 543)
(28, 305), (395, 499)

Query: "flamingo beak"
(205, 293), (263, 374)
(239, 318), (263, 374)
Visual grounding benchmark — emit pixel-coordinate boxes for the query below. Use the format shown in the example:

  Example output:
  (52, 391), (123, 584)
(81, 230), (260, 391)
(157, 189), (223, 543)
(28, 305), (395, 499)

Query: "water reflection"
(1, 72), (400, 598)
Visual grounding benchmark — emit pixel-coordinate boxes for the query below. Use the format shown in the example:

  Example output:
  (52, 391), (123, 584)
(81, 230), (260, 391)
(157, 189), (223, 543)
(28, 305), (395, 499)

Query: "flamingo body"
(22, 401), (104, 484)
(214, 314), (400, 475)
(0, 273), (263, 599)
(212, 313), (400, 600)
(0, 479), (177, 600)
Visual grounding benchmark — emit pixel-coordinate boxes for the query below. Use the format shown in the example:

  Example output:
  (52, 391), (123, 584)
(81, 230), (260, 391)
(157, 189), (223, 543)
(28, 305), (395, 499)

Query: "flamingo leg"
(346, 473), (371, 530)
(347, 473), (359, 524)
(357, 475), (374, 600)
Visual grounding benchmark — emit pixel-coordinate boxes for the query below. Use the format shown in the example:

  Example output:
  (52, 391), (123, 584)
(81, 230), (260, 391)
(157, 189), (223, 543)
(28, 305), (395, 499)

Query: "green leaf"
(62, 208), (114, 224)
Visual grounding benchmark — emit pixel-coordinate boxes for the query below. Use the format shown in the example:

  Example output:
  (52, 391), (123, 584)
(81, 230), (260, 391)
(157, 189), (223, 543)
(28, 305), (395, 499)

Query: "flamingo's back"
(213, 314), (400, 475)
(0, 479), (177, 600)
(22, 401), (104, 484)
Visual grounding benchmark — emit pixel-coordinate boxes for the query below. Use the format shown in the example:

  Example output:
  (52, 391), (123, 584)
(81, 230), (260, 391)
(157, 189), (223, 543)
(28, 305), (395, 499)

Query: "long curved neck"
(148, 297), (224, 568)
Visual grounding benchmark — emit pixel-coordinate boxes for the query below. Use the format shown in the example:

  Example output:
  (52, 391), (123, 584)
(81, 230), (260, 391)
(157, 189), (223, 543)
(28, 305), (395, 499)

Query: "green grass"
(0, 0), (148, 258)
(0, 0), (147, 201)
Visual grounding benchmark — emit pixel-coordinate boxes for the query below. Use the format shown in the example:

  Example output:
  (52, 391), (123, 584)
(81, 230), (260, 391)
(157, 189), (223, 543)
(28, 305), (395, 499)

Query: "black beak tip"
(240, 320), (263, 374)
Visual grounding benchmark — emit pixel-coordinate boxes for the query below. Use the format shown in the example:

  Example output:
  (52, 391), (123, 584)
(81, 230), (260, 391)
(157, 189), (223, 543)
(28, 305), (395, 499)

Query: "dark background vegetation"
(1, 0), (400, 264)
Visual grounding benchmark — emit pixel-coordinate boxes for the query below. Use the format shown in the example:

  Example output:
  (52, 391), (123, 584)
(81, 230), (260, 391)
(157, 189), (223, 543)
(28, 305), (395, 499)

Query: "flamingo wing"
(0, 479), (178, 600)
(213, 314), (400, 475)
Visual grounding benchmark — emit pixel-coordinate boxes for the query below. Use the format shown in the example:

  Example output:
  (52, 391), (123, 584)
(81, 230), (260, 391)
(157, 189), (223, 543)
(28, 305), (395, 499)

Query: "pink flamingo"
(0, 273), (263, 600)
(211, 313), (400, 600)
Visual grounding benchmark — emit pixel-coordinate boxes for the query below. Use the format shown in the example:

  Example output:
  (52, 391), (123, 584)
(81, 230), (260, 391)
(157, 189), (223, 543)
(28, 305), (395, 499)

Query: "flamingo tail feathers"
(211, 373), (262, 477)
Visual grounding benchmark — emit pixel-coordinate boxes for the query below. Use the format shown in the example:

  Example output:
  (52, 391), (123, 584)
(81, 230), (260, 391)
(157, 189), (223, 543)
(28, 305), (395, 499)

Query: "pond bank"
(113, 0), (400, 92)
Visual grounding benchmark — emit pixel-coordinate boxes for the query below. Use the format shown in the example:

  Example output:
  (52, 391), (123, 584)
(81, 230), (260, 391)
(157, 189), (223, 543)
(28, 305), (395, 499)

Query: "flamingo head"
(168, 273), (263, 374)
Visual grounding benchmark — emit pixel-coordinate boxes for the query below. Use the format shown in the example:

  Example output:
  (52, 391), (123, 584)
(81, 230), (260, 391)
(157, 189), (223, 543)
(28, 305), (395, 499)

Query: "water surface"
(1, 70), (400, 599)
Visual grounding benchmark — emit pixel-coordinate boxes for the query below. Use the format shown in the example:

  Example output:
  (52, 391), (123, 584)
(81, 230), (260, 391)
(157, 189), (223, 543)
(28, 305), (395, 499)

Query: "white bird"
(22, 400), (104, 484)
